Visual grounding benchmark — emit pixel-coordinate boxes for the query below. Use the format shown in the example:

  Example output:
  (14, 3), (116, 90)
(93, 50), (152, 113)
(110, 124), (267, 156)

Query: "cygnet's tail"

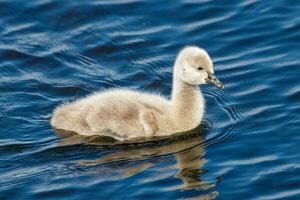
(51, 103), (94, 136)
(50, 104), (74, 130)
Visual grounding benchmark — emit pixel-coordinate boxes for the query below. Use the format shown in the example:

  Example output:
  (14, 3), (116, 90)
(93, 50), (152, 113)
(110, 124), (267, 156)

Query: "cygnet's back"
(51, 89), (172, 140)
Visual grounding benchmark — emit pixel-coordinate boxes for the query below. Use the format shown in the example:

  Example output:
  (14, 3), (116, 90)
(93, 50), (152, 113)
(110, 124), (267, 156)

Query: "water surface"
(1, 0), (300, 199)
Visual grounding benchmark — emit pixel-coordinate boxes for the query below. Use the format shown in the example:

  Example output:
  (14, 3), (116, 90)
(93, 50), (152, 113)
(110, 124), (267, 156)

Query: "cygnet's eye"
(197, 67), (203, 71)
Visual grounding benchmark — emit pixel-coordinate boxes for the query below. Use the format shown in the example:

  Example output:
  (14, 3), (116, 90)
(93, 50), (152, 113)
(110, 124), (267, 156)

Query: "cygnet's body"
(51, 46), (224, 141)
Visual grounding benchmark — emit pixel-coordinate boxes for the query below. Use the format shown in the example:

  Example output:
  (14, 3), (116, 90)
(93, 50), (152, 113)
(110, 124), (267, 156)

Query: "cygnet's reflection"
(54, 125), (217, 196)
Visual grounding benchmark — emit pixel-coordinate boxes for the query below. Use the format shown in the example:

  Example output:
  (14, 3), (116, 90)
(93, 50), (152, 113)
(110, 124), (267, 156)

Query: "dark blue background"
(1, 0), (300, 199)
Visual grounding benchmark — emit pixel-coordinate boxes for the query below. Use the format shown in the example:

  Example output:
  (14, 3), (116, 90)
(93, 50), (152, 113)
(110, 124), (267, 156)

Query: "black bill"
(206, 73), (224, 89)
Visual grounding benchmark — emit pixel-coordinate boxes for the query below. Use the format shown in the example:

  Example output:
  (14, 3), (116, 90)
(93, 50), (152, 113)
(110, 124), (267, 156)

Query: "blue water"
(1, 0), (300, 199)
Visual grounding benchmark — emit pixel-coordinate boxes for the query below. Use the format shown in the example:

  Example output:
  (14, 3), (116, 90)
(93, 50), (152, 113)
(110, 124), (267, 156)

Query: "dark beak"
(206, 72), (224, 89)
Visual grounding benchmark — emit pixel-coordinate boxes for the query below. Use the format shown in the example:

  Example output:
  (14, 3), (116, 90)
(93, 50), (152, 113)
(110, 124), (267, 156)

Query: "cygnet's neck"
(171, 71), (204, 126)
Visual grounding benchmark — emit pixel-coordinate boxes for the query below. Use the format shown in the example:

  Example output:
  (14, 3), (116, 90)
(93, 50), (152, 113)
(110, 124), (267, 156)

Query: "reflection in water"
(54, 125), (218, 198)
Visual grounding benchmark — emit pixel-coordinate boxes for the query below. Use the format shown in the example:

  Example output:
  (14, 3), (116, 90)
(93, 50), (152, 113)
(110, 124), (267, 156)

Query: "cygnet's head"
(175, 46), (224, 89)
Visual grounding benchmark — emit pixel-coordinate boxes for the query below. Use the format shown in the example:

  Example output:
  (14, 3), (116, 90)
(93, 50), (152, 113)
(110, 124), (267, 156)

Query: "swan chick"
(51, 46), (224, 141)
